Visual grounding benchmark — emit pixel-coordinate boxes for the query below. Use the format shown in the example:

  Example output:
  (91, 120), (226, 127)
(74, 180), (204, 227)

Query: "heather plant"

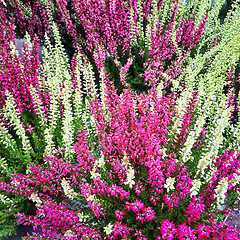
(178, 0), (240, 90)
(0, 21), (101, 238)
(0, 6), (26, 237)
(1, 52), (240, 238)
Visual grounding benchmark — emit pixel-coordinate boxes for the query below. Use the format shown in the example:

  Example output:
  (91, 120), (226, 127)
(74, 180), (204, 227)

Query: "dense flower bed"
(0, 0), (240, 239)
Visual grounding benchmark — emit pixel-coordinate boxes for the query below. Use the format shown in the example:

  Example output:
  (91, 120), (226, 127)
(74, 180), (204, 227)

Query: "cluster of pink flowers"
(0, 7), (49, 114)
(4, 0), (52, 40)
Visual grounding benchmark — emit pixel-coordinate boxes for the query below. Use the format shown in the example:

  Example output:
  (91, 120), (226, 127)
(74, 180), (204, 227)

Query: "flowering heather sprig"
(0, 31), (49, 114)
(202, 150), (240, 208)
(184, 196), (205, 225)
(157, 219), (177, 240)
(0, 3), (15, 59)
(181, 8), (240, 95)
(144, 2), (208, 86)
(119, 57), (135, 86)
(2, 90), (33, 162)
(55, 0), (78, 44)
(73, 0), (140, 56)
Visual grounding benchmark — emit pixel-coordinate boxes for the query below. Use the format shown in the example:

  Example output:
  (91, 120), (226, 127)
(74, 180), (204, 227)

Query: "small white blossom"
(190, 179), (201, 197)
(124, 165), (135, 188)
(90, 171), (101, 179)
(98, 155), (105, 168)
(86, 194), (95, 202)
(215, 177), (228, 206)
(61, 178), (77, 200)
(78, 212), (84, 222)
(77, 212), (89, 222)
(164, 177), (175, 192)
(104, 223), (114, 235)
(64, 230), (73, 237)
(196, 157), (208, 178)
(30, 193), (42, 207)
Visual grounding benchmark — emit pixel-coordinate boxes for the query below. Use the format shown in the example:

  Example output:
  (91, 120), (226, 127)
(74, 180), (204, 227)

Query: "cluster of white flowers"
(156, 81), (164, 99)
(29, 85), (46, 127)
(98, 154), (105, 168)
(90, 171), (101, 180)
(99, 68), (111, 121)
(0, 121), (17, 154)
(62, 86), (74, 160)
(172, 88), (194, 136)
(197, 98), (232, 180)
(90, 160), (101, 179)
(164, 177), (175, 192)
(103, 223), (114, 235)
(64, 230), (74, 238)
(61, 178), (77, 200)
(86, 194), (95, 202)
(181, 92), (213, 163)
(124, 165), (135, 189)
(83, 60), (98, 99)
(90, 154), (106, 179)
(129, 7), (137, 46)
(0, 157), (8, 174)
(30, 193), (42, 207)
(44, 128), (55, 156)
(180, 2), (240, 99)
(42, 35), (62, 96)
(3, 91), (32, 162)
(137, 0), (144, 41)
(42, 36), (61, 156)
(40, 24), (82, 160)
(77, 212), (89, 222)
(0, 193), (16, 206)
(121, 154), (135, 188)
(159, 147), (167, 160)
(144, 16), (151, 49)
(9, 41), (20, 57)
(193, 0), (210, 28)
(215, 177), (228, 207)
(190, 179), (201, 197)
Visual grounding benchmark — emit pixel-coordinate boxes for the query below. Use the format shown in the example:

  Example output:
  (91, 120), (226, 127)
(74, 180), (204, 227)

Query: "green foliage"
(104, 44), (151, 94)
(0, 193), (26, 239)
(0, 216), (18, 239)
